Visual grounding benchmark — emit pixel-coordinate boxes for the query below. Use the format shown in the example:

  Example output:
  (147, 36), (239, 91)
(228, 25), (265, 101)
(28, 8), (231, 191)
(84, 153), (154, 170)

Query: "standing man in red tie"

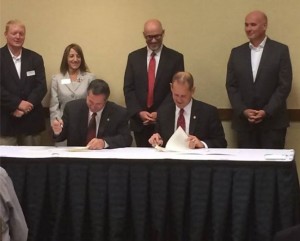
(124, 19), (184, 147)
(52, 79), (132, 149)
(149, 72), (227, 149)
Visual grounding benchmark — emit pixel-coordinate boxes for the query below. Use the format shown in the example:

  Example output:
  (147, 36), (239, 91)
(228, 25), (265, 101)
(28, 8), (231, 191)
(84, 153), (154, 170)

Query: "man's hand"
(52, 118), (64, 135)
(18, 100), (33, 114)
(252, 110), (266, 123)
(149, 133), (163, 147)
(139, 111), (156, 125)
(12, 109), (25, 118)
(243, 109), (266, 124)
(87, 138), (105, 150)
(187, 135), (204, 149)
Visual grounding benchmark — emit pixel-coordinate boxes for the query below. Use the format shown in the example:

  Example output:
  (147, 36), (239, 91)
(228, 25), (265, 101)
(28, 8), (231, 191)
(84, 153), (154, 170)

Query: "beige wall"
(1, 0), (300, 172)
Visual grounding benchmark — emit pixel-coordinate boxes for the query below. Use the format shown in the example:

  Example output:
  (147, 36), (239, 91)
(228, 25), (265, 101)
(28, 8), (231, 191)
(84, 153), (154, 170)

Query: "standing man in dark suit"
(226, 10), (292, 149)
(0, 19), (47, 145)
(52, 79), (132, 149)
(124, 19), (184, 147)
(149, 72), (227, 148)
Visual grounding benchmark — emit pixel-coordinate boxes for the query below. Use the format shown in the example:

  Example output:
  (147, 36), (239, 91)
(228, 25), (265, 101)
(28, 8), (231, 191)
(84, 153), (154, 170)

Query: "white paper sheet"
(165, 126), (189, 151)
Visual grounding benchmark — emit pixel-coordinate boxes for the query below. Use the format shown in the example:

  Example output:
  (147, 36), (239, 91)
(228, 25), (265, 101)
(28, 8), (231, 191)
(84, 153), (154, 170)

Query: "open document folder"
(155, 126), (189, 152)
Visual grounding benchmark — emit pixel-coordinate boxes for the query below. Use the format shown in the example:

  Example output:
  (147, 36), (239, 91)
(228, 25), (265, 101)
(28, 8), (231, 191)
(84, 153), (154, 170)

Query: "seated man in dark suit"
(0, 167), (28, 241)
(52, 79), (132, 149)
(273, 224), (300, 241)
(149, 71), (227, 148)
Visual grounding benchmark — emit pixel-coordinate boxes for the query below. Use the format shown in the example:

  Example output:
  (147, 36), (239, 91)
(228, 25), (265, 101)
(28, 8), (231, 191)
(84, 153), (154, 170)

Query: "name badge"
(26, 70), (36, 76)
(61, 78), (71, 84)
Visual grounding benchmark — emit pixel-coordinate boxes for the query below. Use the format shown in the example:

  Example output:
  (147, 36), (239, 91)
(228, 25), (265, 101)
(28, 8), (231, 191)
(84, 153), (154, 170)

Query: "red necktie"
(177, 108), (186, 131)
(86, 112), (97, 144)
(147, 52), (156, 108)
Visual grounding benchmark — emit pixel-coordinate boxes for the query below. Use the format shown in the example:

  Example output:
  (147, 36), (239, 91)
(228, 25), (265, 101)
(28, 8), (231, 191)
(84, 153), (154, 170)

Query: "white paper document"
(155, 127), (189, 152)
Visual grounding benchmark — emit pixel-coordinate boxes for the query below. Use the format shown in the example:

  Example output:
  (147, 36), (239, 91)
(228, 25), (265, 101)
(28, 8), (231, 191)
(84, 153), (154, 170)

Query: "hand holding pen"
(148, 133), (163, 147)
(52, 117), (64, 135)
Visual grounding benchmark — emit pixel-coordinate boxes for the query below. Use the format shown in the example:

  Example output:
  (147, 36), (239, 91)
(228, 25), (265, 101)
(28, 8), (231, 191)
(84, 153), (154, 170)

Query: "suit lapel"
(142, 47), (148, 77)
(20, 50), (28, 79)
(155, 45), (165, 85)
(164, 103), (176, 138)
(242, 45), (254, 84)
(79, 104), (90, 141)
(189, 99), (198, 134)
(3, 46), (20, 84)
(141, 48), (149, 105)
(255, 38), (270, 82)
(97, 102), (111, 138)
(62, 72), (82, 94)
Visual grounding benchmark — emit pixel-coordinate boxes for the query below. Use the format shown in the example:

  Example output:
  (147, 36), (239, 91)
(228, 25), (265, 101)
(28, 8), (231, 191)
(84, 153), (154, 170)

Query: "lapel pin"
(193, 116), (196, 119)
(107, 118), (110, 122)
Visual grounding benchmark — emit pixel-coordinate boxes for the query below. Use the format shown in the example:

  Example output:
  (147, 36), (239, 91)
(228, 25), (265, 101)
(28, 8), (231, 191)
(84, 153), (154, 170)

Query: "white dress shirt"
(9, 50), (21, 79)
(249, 37), (267, 82)
(88, 108), (109, 148)
(147, 46), (162, 75)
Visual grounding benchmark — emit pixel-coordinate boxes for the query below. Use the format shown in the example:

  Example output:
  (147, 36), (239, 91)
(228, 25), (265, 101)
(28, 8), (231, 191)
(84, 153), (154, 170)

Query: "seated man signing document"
(51, 79), (132, 149)
(148, 72), (227, 149)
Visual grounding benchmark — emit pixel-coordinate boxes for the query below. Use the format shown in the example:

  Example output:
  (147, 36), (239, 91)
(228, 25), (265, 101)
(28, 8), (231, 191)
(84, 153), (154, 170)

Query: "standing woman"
(50, 43), (96, 123)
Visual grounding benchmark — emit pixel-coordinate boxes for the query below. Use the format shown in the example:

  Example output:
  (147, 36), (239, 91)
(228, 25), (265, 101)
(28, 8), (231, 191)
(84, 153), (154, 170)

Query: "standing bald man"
(226, 10), (292, 148)
(124, 19), (184, 147)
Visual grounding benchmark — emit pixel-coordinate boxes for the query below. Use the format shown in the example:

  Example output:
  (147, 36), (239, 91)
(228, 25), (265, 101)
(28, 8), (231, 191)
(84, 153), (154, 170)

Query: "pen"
(56, 117), (63, 128)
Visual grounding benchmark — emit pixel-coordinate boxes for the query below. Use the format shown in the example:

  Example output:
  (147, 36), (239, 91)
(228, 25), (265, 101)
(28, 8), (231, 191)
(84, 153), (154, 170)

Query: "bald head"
(143, 19), (165, 51)
(245, 10), (268, 46)
(144, 19), (163, 32)
(172, 71), (195, 91)
(246, 11), (268, 25)
(170, 71), (195, 109)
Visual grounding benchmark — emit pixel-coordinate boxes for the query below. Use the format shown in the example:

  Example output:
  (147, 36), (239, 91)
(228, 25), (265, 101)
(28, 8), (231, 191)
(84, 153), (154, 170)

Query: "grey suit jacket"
(0, 45), (47, 136)
(0, 167), (28, 241)
(226, 38), (292, 131)
(49, 71), (96, 121)
(156, 99), (227, 148)
(55, 99), (132, 148)
(124, 45), (184, 132)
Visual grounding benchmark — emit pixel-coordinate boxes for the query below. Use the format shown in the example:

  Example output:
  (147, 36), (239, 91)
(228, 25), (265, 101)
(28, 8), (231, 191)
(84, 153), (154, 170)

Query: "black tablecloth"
(1, 157), (300, 241)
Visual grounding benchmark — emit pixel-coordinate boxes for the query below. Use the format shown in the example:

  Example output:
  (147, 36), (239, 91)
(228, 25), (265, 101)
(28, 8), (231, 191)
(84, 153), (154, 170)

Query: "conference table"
(0, 146), (300, 241)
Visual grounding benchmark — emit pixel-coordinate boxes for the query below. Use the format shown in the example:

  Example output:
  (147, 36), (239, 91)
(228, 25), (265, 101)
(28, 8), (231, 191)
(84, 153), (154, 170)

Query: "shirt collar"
(249, 36), (267, 50)
(175, 98), (193, 115)
(8, 48), (22, 60)
(147, 45), (163, 57)
(89, 108), (104, 118)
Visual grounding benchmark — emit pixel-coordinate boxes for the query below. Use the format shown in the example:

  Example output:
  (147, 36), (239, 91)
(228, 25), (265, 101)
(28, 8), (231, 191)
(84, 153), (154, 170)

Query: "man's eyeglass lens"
(145, 34), (162, 40)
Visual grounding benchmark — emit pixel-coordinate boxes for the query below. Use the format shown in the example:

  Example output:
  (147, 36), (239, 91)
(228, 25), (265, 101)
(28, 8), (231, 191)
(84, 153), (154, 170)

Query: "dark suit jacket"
(55, 99), (132, 148)
(0, 45), (47, 136)
(226, 38), (292, 131)
(156, 99), (227, 148)
(124, 45), (184, 132)
(273, 225), (300, 241)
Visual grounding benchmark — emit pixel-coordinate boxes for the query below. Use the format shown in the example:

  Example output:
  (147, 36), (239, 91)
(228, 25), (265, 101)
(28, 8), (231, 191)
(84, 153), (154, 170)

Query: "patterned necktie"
(177, 108), (186, 131)
(147, 52), (156, 108)
(86, 112), (97, 144)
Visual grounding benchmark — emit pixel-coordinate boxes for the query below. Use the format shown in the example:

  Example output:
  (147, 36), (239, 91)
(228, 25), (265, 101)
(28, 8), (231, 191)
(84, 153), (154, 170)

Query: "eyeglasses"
(144, 34), (163, 41)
